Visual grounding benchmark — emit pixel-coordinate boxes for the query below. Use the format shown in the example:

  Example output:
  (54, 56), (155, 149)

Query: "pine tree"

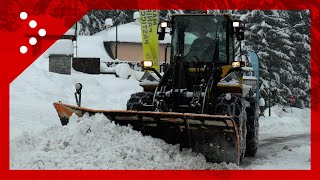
(285, 10), (310, 108)
(238, 10), (310, 108)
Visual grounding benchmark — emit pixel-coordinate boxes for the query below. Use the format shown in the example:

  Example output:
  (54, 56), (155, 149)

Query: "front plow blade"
(53, 102), (240, 165)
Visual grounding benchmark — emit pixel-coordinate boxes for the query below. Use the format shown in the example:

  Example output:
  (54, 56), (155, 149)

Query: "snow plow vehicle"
(54, 14), (263, 165)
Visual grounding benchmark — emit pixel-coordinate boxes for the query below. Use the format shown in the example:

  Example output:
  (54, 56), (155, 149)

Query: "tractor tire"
(214, 93), (247, 161)
(245, 106), (259, 157)
(126, 92), (153, 110)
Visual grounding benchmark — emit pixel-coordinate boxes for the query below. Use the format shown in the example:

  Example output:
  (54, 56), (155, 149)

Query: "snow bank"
(10, 114), (239, 170)
(100, 62), (116, 73)
(115, 63), (132, 79)
(10, 56), (143, 139)
(259, 106), (310, 136)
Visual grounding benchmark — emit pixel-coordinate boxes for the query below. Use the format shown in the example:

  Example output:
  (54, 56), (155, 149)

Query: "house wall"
(110, 43), (171, 64)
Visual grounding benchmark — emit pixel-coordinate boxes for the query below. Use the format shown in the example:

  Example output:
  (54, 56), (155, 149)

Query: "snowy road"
(258, 133), (309, 156)
(242, 133), (310, 169)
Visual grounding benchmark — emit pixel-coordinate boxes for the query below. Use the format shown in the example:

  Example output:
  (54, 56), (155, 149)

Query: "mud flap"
(53, 102), (241, 165)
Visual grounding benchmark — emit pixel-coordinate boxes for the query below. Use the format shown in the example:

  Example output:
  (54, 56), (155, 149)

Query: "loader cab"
(158, 14), (239, 66)
(155, 14), (248, 114)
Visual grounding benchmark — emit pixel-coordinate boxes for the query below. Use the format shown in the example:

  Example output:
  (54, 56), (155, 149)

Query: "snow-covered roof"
(93, 22), (171, 44)
(75, 36), (114, 62)
(64, 29), (76, 36)
(44, 39), (73, 57)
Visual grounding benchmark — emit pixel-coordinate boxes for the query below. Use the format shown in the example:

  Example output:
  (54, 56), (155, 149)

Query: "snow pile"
(10, 114), (239, 170)
(115, 63), (133, 79)
(100, 62), (116, 73)
(259, 106), (310, 136)
(10, 56), (142, 139)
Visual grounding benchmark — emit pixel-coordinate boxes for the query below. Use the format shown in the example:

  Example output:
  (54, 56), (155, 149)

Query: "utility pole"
(114, 18), (120, 60)
(75, 0), (77, 57)
(115, 22), (118, 59)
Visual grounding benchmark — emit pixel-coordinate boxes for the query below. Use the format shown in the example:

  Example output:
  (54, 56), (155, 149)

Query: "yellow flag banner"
(139, 10), (159, 70)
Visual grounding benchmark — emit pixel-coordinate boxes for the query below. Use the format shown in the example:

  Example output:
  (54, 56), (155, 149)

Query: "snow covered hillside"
(10, 36), (310, 170)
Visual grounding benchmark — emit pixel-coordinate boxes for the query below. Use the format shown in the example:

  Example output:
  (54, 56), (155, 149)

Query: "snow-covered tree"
(78, 10), (135, 35)
(284, 10), (310, 108)
(237, 10), (310, 108)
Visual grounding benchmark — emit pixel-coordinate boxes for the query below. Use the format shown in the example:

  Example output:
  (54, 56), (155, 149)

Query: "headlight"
(231, 61), (245, 68)
(232, 61), (241, 68)
(143, 61), (153, 67)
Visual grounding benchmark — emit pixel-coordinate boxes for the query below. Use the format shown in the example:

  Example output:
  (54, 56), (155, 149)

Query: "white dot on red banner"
(29, 37), (37, 45)
(29, 20), (37, 28)
(20, 46), (28, 54)
(20, 12), (28, 20)
(38, 29), (46, 37)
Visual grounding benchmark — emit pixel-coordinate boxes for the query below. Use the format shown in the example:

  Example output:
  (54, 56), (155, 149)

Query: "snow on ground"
(9, 55), (238, 170)
(10, 114), (239, 170)
(10, 34), (310, 170)
(10, 56), (142, 139)
(243, 106), (310, 170)
(259, 106), (310, 137)
(115, 63), (133, 79)
(245, 144), (310, 170)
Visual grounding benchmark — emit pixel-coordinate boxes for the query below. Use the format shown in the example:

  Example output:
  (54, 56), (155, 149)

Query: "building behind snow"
(93, 18), (171, 64)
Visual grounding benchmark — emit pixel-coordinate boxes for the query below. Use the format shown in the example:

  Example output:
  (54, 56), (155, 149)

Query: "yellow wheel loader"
(54, 13), (262, 165)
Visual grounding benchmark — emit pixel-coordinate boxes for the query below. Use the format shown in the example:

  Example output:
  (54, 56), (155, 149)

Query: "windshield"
(171, 15), (228, 63)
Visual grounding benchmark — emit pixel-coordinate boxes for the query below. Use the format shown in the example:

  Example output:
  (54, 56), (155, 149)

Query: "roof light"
(233, 21), (240, 27)
(160, 22), (168, 28)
